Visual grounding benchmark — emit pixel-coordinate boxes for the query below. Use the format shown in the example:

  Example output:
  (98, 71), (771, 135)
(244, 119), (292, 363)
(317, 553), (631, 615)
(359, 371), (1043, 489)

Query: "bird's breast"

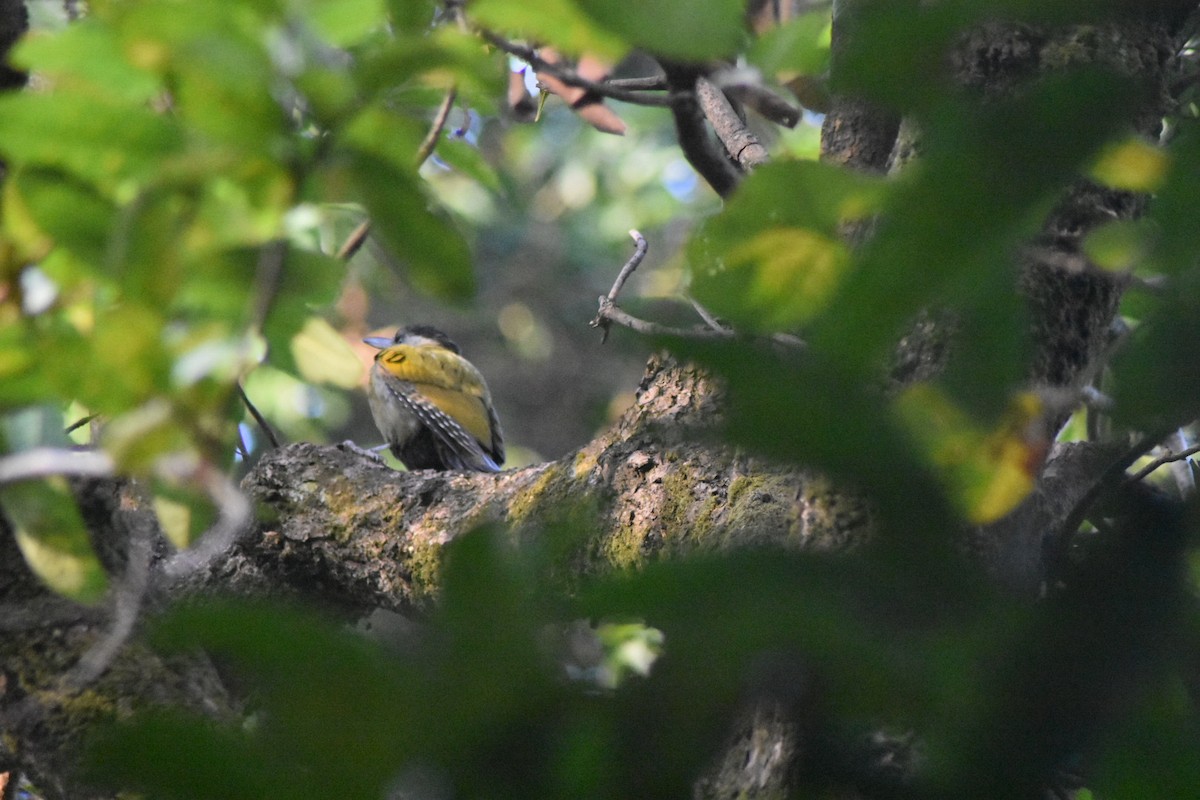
(367, 366), (422, 445)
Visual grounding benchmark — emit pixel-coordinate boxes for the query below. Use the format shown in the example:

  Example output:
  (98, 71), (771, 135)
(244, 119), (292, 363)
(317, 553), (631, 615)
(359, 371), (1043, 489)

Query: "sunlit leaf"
(692, 227), (848, 328)
(153, 484), (216, 550)
(1082, 219), (1157, 273)
(895, 385), (1044, 524)
(262, 249), (345, 374)
(1, 477), (108, 603)
(687, 160), (882, 331)
(1090, 138), (1169, 192)
(289, 316), (363, 389)
(102, 399), (196, 472)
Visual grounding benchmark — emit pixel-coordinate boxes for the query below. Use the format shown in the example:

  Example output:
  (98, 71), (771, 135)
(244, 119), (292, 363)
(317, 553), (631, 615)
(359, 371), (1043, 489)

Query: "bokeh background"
(247, 86), (819, 467)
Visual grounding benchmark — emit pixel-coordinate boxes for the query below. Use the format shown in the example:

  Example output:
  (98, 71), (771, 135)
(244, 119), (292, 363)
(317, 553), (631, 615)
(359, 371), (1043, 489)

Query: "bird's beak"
(363, 336), (393, 350)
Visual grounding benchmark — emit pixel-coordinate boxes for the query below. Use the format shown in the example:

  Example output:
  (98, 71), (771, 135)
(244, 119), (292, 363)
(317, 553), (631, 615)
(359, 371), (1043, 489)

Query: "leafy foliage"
(3, 1), (1200, 798)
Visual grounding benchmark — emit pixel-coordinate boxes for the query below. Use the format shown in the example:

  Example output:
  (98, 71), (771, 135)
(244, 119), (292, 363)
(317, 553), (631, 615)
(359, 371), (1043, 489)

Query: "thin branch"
(336, 86), (458, 263)
(595, 303), (740, 341)
(238, 382), (280, 450)
(591, 231), (805, 349)
(695, 77), (770, 170)
(416, 86), (459, 168)
(1127, 440), (1200, 484)
(606, 76), (668, 91)
(1047, 428), (1172, 580)
(64, 414), (98, 436)
(337, 219), (372, 261)
(603, 229), (649, 306)
(480, 31), (673, 107)
(0, 448), (114, 484)
(662, 65), (740, 197)
(687, 295), (727, 332)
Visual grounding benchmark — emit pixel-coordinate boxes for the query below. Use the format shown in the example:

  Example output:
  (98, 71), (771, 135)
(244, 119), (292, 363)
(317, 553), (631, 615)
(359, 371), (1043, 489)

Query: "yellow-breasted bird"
(363, 325), (504, 472)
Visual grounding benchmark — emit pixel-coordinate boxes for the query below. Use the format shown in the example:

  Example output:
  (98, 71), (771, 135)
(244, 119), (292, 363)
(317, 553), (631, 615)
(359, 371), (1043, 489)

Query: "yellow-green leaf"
(1091, 138), (1169, 192)
(290, 316), (363, 389)
(2, 477), (108, 603)
(894, 385), (1044, 524)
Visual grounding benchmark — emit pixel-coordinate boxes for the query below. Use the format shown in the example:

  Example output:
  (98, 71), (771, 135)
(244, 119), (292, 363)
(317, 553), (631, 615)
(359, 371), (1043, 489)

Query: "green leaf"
(85, 710), (282, 800)
(469, 0), (628, 60)
(262, 248), (345, 373)
(432, 137), (503, 193)
(574, 0), (745, 60)
(895, 386), (1042, 524)
(9, 168), (116, 265)
(305, 0), (387, 46)
(1, 477), (108, 603)
(384, 0), (436, 33)
(688, 161), (882, 330)
(12, 19), (162, 105)
(746, 8), (831, 79)
(1112, 273), (1200, 430)
(354, 27), (505, 111)
(0, 92), (184, 188)
(289, 316), (363, 389)
(1141, 128), (1200, 275)
(342, 151), (475, 299)
(809, 70), (1139, 415)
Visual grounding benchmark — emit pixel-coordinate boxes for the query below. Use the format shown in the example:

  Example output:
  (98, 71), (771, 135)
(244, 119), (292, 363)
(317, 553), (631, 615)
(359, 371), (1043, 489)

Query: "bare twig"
(695, 77), (770, 170)
(416, 86), (459, 167)
(592, 231), (805, 349)
(1127, 440), (1200, 484)
(64, 414), (98, 435)
(687, 295), (727, 332)
(603, 229), (649, 306)
(481, 31), (673, 107)
(238, 382), (280, 450)
(337, 219), (372, 261)
(593, 230), (731, 342)
(0, 448), (114, 484)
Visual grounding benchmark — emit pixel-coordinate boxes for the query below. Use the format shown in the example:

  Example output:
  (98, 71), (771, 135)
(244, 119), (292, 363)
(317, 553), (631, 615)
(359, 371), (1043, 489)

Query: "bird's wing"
(375, 345), (502, 470)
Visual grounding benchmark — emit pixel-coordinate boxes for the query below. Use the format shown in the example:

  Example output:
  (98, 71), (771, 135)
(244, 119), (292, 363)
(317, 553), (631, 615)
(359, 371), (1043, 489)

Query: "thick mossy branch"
(233, 358), (866, 611)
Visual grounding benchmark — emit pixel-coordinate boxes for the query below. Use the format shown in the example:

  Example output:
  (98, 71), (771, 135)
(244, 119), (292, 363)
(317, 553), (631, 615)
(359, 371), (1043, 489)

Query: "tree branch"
(480, 31), (673, 107)
(695, 77), (769, 170)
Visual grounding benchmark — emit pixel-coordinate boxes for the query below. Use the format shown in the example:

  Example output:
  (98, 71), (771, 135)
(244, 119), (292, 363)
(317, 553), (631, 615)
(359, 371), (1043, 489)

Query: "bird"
(363, 325), (505, 472)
